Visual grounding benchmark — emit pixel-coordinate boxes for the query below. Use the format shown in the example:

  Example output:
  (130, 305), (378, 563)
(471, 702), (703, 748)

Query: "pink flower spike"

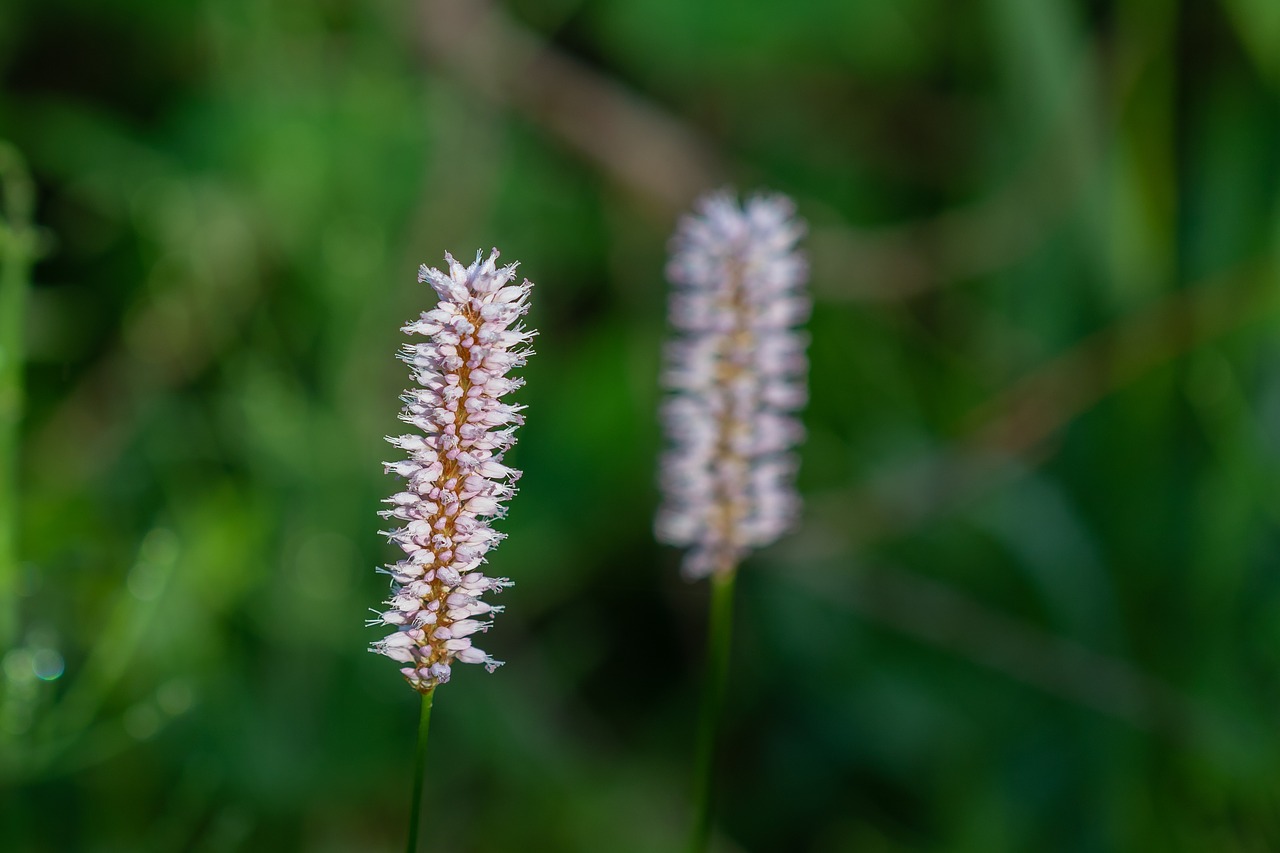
(656, 191), (809, 580)
(370, 249), (534, 693)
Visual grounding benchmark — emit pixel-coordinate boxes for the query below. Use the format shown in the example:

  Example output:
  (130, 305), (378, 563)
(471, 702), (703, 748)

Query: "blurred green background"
(3, 0), (1280, 850)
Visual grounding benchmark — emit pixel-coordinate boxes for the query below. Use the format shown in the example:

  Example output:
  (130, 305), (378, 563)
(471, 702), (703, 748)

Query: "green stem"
(405, 687), (436, 853)
(689, 570), (736, 853)
(0, 142), (35, 653)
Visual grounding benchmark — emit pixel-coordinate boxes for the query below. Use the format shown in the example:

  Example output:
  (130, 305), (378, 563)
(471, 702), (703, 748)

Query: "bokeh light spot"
(31, 648), (64, 681)
(2, 649), (33, 683)
(124, 704), (161, 741)
(157, 679), (195, 715)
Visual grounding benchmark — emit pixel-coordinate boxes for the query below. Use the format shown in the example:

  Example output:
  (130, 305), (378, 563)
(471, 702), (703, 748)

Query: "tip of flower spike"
(445, 252), (466, 280)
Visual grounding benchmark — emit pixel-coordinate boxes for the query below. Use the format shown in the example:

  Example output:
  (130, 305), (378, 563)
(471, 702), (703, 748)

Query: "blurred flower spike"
(656, 191), (810, 579)
(371, 250), (535, 693)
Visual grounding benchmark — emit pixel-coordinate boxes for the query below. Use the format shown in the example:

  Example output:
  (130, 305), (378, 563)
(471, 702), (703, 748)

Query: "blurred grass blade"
(27, 528), (180, 774)
(0, 141), (36, 653)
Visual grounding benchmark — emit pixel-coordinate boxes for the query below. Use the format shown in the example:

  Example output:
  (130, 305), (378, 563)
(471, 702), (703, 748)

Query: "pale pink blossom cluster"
(371, 250), (534, 692)
(656, 192), (809, 579)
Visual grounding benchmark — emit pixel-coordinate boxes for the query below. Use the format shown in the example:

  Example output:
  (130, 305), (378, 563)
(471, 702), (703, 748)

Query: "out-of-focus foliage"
(2, 0), (1280, 850)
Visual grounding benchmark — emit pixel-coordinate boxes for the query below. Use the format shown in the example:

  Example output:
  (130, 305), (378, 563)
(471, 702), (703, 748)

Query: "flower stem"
(689, 569), (736, 853)
(0, 142), (35, 653)
(405, 686), (436, 853)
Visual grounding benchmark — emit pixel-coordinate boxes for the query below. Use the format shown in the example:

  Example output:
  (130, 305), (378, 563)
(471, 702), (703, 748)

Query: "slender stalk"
(0, 142), (35, 653)
(689, 569), (736, 853)
(405, 687), (436, 853)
